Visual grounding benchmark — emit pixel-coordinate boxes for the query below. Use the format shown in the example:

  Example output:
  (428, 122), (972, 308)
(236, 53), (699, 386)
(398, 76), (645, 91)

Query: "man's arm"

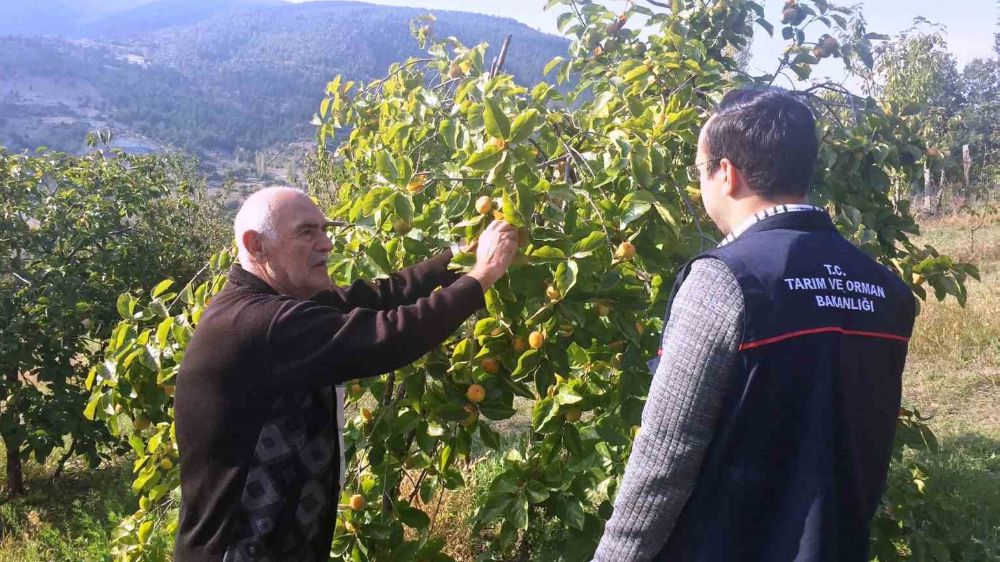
(262, 221), (518, 391)
(264, 273), (485, 390)
(592, 258), (745, 561)
(313, 249), (463, 312)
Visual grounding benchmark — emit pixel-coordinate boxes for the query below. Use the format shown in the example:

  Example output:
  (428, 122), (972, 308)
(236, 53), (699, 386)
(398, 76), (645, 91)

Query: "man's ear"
(718, 158), (738, 198)
(242, 230), (266, 262)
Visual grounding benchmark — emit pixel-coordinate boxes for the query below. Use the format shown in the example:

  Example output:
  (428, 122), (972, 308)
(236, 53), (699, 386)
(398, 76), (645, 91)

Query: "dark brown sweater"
(174, 251), (484, 562)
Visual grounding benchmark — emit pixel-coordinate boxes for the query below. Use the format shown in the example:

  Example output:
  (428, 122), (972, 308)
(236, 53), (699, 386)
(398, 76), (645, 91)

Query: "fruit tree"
(88, 1), (977, 560)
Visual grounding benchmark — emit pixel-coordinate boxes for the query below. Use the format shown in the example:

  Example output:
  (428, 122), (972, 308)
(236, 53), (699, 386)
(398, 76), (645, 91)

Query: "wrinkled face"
(263, 194), (333, 299)
(696, 121), (727, 232)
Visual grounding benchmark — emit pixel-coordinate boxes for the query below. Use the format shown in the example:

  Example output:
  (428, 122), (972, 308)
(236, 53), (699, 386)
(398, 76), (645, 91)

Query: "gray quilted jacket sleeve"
(592, 258), (745, 561)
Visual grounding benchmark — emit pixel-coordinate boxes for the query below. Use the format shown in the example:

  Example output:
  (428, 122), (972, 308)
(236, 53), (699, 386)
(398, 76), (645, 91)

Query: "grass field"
(0, 211), (997, 561)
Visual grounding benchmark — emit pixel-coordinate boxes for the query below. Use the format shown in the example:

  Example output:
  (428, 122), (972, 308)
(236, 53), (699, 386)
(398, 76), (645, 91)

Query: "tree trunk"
(922, 162), (934, 211)
(4, 438), (23, 497)
(2, 371), (24, 497)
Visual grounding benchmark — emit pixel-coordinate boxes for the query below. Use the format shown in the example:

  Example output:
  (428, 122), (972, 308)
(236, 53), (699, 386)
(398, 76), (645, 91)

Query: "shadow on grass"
(911, 432), (1000, 561)
(0, 459), (134, 562)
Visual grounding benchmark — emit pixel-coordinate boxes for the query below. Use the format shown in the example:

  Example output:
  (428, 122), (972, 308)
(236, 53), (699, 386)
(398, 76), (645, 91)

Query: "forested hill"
(0, 1), (568, 156)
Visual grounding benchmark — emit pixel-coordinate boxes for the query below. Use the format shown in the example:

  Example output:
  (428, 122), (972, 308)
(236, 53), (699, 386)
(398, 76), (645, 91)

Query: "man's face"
(263, 194), (333, 299)
(696, 122), (727, 232)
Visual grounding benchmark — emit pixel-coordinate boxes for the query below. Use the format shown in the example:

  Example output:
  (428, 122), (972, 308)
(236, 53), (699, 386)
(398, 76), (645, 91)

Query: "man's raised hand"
(468, 220), (519, 291)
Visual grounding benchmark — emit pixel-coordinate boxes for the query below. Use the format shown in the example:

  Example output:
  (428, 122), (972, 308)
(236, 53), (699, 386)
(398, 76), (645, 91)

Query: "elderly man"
(594, 88), (916, 561)
(173, 187), (518, 562)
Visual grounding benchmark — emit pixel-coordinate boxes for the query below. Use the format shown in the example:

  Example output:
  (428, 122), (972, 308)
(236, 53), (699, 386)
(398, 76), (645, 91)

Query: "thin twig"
(489, 35), (513, 79)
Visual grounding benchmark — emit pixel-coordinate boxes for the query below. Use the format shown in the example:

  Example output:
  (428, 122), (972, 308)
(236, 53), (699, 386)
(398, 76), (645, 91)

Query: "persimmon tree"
(88, 1), (977, 560)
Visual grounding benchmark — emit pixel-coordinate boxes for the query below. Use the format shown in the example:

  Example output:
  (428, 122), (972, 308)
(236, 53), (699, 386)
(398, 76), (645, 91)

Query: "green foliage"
(89, 1), (979, 561)
(86, 250), (233, 560)
(0, 144), (231, 494)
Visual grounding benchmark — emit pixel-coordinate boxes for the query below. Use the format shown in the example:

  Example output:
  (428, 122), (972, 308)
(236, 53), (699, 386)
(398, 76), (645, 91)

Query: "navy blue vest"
(651, 210), (916, 562)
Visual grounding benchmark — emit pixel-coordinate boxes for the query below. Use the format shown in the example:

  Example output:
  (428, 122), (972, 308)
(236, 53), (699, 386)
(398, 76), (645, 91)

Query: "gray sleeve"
(592, 258), (745, 561)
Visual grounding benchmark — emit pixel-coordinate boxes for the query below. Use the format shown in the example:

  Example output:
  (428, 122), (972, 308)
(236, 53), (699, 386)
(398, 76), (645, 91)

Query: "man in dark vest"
(173, 187), (518, 562)
(593, 88), (916, 561)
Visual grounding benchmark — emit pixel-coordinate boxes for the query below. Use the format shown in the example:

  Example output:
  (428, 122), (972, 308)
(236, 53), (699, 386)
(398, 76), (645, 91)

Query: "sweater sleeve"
(592, 258), (745, 561)
(261, 274), (485, 390)
(311, 250), (462, 312)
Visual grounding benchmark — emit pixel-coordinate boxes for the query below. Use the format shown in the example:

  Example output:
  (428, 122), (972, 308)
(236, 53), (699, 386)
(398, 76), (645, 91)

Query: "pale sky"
(289, 0), (996, 88)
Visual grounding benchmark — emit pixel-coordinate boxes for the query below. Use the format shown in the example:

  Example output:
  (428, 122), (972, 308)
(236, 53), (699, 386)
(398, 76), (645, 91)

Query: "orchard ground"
(0, 211), (997, 562)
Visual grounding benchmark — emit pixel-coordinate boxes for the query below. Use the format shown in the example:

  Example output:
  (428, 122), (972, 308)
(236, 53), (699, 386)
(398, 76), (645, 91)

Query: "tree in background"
(867, 20), (966, 208)
(0, 134), (231, 496)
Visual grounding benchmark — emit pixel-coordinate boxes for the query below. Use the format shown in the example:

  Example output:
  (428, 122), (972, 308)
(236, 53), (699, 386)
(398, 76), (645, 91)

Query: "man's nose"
(317, 232), (333, 253)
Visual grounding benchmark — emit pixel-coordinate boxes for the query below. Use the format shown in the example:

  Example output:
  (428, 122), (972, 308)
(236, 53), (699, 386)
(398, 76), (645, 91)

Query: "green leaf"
(620, 190), (656, 229)
(376, 151), (398, 183)
(150, 279), (174, 299)
(554, 260), (579, 297)
(366, 241), (393, 274)
(501, 191), (524, 227)
(483, 98), (511, 140)
(628, 145), (652, 188)
(464, 145), (504, 171)
(571, 231), (606, 256)
(479, 421), (501, 450)
(512, 349), (541, 378)
(398, 506), (431, 529)
(508, 494), (529, 530)
(558, 497), (586, 530)
(508, 109), (540, 144)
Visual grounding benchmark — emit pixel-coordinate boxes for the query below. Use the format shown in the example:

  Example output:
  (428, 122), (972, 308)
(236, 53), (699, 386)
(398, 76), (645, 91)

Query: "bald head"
(234, 187), (310, 264)
(233, 187), (334, 298)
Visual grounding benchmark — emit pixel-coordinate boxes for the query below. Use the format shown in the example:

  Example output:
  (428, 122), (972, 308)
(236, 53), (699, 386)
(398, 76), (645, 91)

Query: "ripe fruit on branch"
(513, 336), (528, 353)
(487, 138), (507, 151)
(564, 407), (582, 423)
(406, 175), (427, 193)
(476, 196), (494, 214)
(780, 1), (805, 26)
(546, 285), (561, 300)
(480, 359), (500, 375)
(349, 494), (365, 511)
(815, 34), (839, 58)
(615, 241), (636, 260)
(596, 302), (611, 317)
(361, 408), (373, 422)
(466, 383), (487, 403)
(926, 148), (942, 159)
(528, 331), (546, 349)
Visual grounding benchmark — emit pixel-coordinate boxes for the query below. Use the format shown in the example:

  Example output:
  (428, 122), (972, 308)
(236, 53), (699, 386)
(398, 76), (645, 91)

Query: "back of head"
(704, 87), (818, 199)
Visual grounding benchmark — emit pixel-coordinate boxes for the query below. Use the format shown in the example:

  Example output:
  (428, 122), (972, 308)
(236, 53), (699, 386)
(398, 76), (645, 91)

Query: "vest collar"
(228, 264), (278, 295)
(722, 207), (835, 246)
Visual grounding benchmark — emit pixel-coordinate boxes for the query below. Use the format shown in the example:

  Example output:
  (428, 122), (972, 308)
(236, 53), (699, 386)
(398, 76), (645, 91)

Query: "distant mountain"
(82, 0), (284, 38)
(0, 1), (569, 156)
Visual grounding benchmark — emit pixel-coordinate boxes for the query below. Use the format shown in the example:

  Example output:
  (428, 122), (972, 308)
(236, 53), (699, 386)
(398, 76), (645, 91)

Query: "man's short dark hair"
(703, 87), (818, 199)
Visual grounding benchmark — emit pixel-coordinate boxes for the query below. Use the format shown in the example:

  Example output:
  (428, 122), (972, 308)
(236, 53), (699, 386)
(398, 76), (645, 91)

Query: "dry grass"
(905, 214), (1000, 437)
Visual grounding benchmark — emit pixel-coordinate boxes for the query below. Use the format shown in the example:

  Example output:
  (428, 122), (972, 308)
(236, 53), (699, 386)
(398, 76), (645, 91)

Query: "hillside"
(0, 1), (568, 157)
